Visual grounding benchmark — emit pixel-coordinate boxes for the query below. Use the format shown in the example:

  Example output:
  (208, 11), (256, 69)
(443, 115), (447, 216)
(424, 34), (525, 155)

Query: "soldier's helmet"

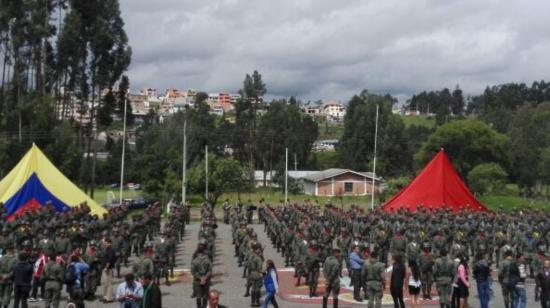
(89, 240), (97, 247)
(145, 242), (154, 249)
(309, 240), (318, 248)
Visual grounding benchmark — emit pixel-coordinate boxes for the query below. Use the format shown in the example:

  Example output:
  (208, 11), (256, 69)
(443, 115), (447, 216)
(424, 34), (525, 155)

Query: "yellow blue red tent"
(0, 144), (106, 219)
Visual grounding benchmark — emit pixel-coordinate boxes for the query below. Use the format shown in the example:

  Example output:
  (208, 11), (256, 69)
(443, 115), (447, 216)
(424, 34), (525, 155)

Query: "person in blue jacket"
(262, 259), (279, 308)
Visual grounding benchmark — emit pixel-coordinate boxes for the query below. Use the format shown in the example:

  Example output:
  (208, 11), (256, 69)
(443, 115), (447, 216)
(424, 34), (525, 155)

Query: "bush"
(467, 163), (508, 195)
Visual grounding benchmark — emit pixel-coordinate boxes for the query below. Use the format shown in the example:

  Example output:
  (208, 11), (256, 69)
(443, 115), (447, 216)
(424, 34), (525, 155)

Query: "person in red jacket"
(29, 249), (48, 302)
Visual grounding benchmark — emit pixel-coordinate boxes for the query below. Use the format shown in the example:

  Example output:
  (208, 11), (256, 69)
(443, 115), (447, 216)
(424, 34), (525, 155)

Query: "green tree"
(188, 154), (249, 204)
(416, 119), (510, 177)
(340, 90), (410, 176)
(508, 102), (550, 196)
(233, 70), (267, 183)
(539, 147), (550, 199)
(467, 163), (508, 195)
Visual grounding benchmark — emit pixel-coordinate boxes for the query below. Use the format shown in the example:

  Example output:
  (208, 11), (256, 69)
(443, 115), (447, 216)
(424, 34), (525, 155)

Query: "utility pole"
(182, 117), (187, 204)
(294, 153), (297, 171)
(119, 90), (128, 204)
(285, 148), (288, 205)
(371, 104), (379, 210)
(205, 145), (208, 201)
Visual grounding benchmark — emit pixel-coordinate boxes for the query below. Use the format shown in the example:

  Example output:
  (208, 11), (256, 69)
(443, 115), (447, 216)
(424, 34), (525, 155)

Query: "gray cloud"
(119, 0), (550, 103)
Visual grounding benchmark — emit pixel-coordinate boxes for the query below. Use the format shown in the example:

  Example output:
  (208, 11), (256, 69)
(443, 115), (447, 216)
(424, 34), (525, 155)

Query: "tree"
(233, 70), (267, 184)
(188, 154), (249, 204)
(451, 85), (464, 115)
(339, 90), (410, 176)
(539, 147), (550, 199)
(507, 102), (550, 196)
(256, 101), (318, 180)
(416, 119), (510, 177)
(467, 163), (508, 195)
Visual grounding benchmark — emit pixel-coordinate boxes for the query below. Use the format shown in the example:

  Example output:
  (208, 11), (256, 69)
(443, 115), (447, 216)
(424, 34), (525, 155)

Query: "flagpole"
(371, 104), (379, 211)
(182, 117), (187, 204)
(205, 145), (208, 201)
(119, 91), (128, 204)
(285, 148), (288, 205)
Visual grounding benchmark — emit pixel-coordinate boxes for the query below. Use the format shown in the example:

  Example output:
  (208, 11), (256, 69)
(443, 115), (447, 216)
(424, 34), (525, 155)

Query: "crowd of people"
(0, 201), (188, 308)
(260, 202), (550, 308)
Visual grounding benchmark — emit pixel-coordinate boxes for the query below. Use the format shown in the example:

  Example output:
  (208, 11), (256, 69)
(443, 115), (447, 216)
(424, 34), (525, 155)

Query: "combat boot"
(195, 298), (202, 308)
(333, 297), (338, 308)
(244, 284), (250, 297)
(322, 296), (328, 308)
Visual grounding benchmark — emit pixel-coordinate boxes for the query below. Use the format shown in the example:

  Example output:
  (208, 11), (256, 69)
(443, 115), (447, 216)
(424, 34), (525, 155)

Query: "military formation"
(228, 203), (265, 307)
(190, 202), (216, 308)
(260, 202), (550, 308)
(0, 200), (188, 308)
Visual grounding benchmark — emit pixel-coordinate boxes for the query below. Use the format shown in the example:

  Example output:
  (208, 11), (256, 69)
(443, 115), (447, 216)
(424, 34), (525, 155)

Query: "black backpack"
(65, 264), (77, 285)
(507, 262), (520, 288)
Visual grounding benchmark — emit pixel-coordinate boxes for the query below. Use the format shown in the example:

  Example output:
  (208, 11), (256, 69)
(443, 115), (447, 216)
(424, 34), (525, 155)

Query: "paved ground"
(20, 220), (539, 308)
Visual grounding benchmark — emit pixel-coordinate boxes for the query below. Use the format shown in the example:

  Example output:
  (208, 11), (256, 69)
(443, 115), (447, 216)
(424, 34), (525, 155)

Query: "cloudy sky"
(119, 0), (550, 103)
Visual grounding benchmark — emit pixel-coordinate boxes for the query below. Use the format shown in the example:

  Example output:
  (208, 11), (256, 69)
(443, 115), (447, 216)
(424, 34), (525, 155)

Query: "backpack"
(65, 264), (77, 285)
(506, 262), (520, 288)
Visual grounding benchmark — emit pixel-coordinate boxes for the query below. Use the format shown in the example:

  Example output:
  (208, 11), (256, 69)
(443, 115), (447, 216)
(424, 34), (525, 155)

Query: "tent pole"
(371, 104), (379, 211)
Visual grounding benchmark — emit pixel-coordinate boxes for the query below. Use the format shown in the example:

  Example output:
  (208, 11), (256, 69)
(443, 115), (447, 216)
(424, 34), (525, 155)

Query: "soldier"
(222, 200), (231, 224)
(0, 244), (16, 308)
(323, 248), (341, 308)
(374, 228), (389, 266)
(498, 250), (516, 308)
(494, 228), (507, 267)
(247, 245), (264, 307)
(419, 243), (434, 300)
(53, 230), (70, 257)
(82, 240), (101, 300)
(191, 244), (212, 308)
(362, 250), (385, 308)
(390, 229), (407, 260)
(433, 248), (454, 308)
(305, 241), (321, 298)
(133, 242), (154, 280)
(153, 232), (170, 286)
(283, 225), (295, 267)
(336, 228), (351, 272)
(533, 246), (546, 301)
(432, 230), (447, 258)
(406, 236), (421, 266)
(111, 229), (124, 278)
(43, 253), (64, 308)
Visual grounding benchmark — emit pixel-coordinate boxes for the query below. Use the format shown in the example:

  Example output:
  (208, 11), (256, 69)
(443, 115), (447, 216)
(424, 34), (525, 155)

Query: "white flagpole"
(371, 104), (379, 210)
(285, 148), (288, 205)
(205, 145), (208, 201)
(119, 91), (128, 204)
(182, 117), (187, 204)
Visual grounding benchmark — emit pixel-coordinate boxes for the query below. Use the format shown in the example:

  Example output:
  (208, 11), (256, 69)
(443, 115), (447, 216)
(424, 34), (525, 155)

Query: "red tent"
(382, 149), (491, 213)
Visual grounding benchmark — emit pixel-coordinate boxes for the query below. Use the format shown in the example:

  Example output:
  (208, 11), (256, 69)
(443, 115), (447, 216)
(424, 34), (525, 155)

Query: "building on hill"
(321, 101), (346, 121)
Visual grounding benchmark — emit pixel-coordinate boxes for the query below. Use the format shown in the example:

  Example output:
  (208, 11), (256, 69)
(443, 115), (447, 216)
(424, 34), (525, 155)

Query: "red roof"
(382, 149), (490, 213)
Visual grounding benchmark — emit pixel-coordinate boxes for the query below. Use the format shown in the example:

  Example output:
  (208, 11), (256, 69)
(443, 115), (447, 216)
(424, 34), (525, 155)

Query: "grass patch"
(479, 195), (550, 211)
(400, 115), (436, 128)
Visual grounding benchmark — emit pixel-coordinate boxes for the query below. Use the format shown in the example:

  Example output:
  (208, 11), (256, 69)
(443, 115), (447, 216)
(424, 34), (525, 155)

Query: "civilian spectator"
(140, 273), (161, 308)
(262, 259), (279, 308)
(116, 273), (143, 308)
(390, 255), (406, 308)
(473, 252), (491, 308)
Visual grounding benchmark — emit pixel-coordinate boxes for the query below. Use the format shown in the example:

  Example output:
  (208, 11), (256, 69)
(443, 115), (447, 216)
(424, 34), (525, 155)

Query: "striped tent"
(0, 144), (106, 220)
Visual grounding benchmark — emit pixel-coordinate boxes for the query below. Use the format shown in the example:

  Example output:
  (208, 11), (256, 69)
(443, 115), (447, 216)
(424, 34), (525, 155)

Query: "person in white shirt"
(115, 273), (143, 308)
